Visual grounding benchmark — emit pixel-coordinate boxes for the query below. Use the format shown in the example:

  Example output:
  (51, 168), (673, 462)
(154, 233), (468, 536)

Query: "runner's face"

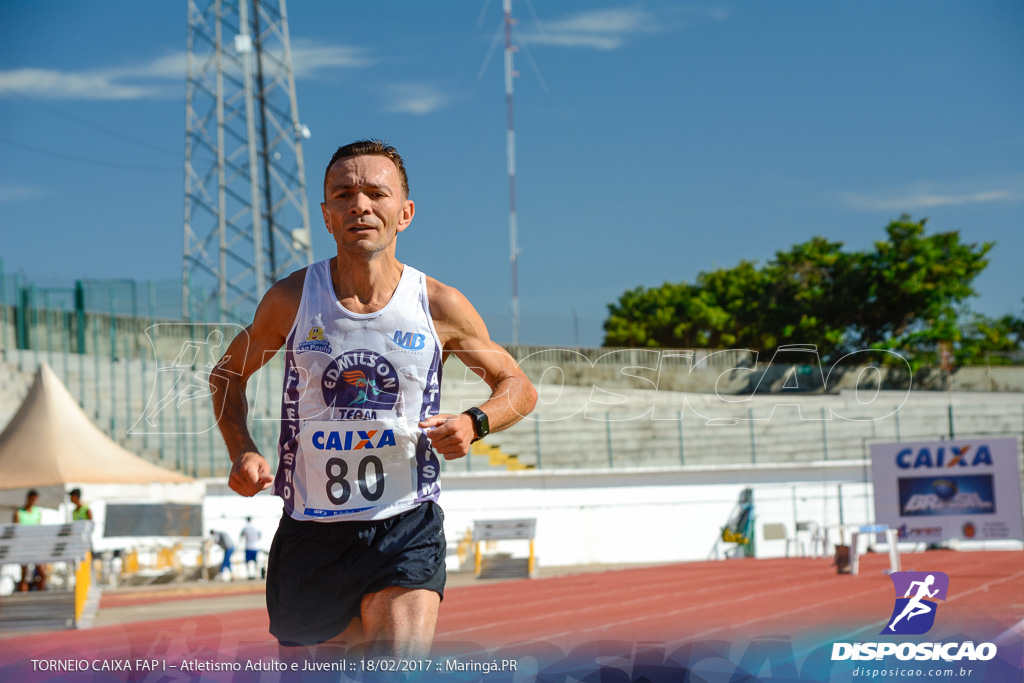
(321, 155), (414, 256)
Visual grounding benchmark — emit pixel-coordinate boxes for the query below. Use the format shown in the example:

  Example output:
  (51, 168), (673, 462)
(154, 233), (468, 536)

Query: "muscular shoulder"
(253, 267), (306, 338)
(425, 276), (484, 349)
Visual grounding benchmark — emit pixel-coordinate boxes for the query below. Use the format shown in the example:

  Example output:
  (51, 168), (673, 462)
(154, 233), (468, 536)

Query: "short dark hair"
(69, 488), (82, 498)
(323, 139), (409, 200)
(27, 489), (39, 498)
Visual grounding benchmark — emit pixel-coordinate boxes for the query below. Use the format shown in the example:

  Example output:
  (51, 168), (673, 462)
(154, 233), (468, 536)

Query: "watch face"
(469, 408), (489, 438)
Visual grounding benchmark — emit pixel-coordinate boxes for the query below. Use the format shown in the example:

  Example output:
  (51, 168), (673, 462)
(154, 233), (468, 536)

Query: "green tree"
(850, 217), (993, 356)
(603, 217), (999, 366)
(956, 308), (1024, 366)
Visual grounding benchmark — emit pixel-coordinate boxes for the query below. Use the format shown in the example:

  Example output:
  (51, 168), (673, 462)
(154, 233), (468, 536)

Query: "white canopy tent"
(0, 363), (203, 515)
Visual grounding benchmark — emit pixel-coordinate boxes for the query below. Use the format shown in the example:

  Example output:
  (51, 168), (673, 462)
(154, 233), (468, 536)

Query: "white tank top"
(274, 259), (443, 521)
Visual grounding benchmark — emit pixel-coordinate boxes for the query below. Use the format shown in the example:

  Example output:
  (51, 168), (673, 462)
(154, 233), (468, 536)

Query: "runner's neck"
(330, 254), (405, 314)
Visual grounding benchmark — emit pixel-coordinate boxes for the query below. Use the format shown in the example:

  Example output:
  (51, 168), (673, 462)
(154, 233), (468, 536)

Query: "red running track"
(2, 550), (1022, 665)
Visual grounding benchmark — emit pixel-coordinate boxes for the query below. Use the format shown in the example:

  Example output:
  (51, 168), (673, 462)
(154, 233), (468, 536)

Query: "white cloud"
(518, 4), (728, 51)
(840, 183), (1024, 211)
(0, 40), (369, 101)
(0, 68), (163, 100)
(383, 84), (455, 116)
(290, 40), (372, 77)
(0, 184), (44, 203)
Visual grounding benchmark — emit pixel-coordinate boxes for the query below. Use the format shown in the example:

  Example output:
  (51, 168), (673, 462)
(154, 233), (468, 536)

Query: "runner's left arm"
(420, 279), (537, 460)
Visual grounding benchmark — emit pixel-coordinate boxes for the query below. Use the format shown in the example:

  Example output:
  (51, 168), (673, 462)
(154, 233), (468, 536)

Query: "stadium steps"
(3, 351), (1024, 476)
(469, 440), (534, 471)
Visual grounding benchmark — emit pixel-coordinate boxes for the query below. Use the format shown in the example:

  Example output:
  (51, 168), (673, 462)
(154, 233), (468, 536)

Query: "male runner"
(210, 139), (537, 658)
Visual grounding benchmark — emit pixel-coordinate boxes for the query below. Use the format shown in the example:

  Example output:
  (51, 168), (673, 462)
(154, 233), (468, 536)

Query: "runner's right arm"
(210, 271), (302, 497)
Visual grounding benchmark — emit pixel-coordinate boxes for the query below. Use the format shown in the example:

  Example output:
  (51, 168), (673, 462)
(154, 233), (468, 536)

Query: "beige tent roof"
(0, 363), (193, 489)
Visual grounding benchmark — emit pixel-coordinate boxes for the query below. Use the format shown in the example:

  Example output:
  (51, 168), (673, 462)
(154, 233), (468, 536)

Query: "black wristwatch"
(463, 407), (490, 442)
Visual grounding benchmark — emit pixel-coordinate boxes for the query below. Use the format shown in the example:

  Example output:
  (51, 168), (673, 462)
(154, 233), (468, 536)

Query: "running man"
(889, 574), (939, 630)
(210, 139), (537, 657)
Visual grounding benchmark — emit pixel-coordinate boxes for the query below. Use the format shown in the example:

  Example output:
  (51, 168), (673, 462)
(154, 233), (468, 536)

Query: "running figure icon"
(888, 574), (939, 631)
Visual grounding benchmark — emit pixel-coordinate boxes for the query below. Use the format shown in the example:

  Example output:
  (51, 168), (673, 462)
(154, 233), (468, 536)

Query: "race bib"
(299, 418), (419, 517)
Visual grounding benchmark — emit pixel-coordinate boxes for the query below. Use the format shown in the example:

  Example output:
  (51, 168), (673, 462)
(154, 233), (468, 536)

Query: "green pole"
(821, 406), (830, 461)
(533, 419), (542, 469)
(208, 417), (216, 477)
(140, 336), (148, 453)
(678, 409), (685, 466)
(175, 414), (182, 471)
(61, 303), (69, 382)
(894, 405), (901, 441)
(77, 312), (85, 408)
(157, 354), (165, 460)
(948, 404), (955, 439)
(92, 315), (101, 420)
(43, 291), (53, 369)
(74, 281), (86, 354)
(191, 387), (199, 477)
(837, 483), (845, 526)
(109, 286), (117, 438)
(146, 281), (156, 454)
(14, 274), (24, 352)
(0, 257), (5, 351)
(606, 412), (614, 468)
(124, 337), (132, 441)
(28, 284), (38, 358)
(748, 407), (756, 464)
(27, 284), (38, 371)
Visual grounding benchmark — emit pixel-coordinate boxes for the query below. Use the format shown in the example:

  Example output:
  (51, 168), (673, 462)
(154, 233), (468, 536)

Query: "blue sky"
(1, 1), (1022, 347)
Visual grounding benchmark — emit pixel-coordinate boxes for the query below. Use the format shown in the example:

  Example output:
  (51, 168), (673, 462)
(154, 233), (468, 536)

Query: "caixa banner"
(871, 437), (1023, 542)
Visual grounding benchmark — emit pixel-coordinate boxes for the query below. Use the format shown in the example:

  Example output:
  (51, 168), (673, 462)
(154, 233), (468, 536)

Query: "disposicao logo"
(881, 571), (948, 635)
(831, 571), (998, 662)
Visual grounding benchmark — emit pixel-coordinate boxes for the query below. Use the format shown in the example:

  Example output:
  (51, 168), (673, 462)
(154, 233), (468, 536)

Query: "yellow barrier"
(122, 550), (139, 575)
(74, 550), (92, 623)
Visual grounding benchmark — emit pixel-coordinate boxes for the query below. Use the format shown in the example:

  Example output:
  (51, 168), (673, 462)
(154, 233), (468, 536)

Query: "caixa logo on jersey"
(322, 350), (399, 412)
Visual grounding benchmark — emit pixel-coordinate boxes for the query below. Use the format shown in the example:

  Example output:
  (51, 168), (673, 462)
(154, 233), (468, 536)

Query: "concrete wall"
(201, 463), (1023, 572)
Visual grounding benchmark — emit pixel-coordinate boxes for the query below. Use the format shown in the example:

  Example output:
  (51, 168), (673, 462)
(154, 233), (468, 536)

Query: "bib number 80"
(325, 456), (385, 505)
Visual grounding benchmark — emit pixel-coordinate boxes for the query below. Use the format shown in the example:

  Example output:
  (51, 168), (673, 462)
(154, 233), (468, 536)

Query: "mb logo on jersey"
(322, 350), (399, 411)
(391, 330), (426, 351)
(881, 571), (949, 635)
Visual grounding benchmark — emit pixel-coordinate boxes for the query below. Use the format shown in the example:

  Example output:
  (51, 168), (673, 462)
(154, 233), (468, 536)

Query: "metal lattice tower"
(183, 0), (313, 322)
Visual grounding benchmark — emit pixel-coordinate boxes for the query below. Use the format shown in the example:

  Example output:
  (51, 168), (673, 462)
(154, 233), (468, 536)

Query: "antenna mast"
(503, 0), (521, 345)
(183, 0), (313, 322)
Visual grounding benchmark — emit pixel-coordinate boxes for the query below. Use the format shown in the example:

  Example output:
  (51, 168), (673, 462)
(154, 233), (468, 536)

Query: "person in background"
(69, 488), (93, 521)
(13, 489), (46, 591)
(239, 517), (262, 579)
(209, 529), (235, 581)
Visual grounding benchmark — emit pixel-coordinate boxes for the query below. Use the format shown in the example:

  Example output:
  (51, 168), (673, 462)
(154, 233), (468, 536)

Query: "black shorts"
(267, 501), (447, 646)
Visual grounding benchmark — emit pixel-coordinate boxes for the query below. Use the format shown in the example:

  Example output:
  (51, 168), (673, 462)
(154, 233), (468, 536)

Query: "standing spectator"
(209, 529), (235, 581)
(68, 488), (93, 521)
(13, 489), (46, 591)
(239, 517), (262, 579)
